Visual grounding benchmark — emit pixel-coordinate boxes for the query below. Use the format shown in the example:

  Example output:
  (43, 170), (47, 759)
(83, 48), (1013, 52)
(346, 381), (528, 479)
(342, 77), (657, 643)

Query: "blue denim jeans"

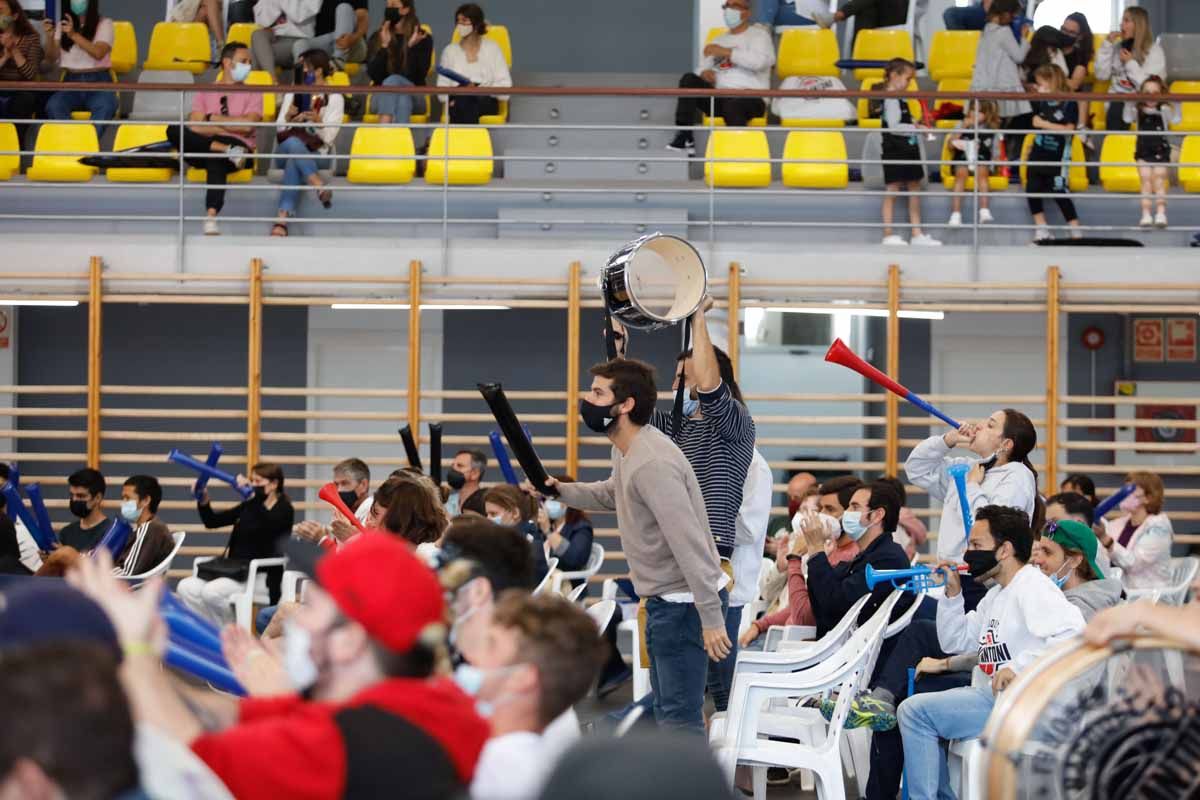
(275, 135), (327, 215)
(756, 0), (820, 26)
(942, 3), (986, 30)
(375, 74), (414, 123)
(292, 3), (368, 64)
(644, 589), (728, 735)
(45, 71), (118, 121)
(256, 604), (278, 634)
(706, 603), (741, 713)
(897, 683), (994, 800)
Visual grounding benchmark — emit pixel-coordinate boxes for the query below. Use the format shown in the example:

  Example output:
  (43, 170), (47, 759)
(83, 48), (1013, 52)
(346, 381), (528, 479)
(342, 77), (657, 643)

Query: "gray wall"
(104, 0), (696, 75)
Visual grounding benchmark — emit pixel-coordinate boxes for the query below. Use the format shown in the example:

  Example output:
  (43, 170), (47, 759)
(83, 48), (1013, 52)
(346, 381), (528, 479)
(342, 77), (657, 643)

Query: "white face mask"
(283, 620), (319, 691)
(120, 499), (141, 523)
(456, 23), (475, 39)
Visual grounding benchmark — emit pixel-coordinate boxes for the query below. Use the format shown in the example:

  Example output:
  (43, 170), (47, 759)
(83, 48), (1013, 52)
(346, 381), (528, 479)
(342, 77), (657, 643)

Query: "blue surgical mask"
(453, 663), (484, 695)
(120, 499), (141, 523)
(723, 7), (744, 28)
(303, 71), (316, 86)
(488, 514), (504, 525)
(231, 61), (252, 83)
(840, 510), (869, 541)
(1050, 562), (1071, 589)
(545, 500), (566, 521)
(70, 0), (88, 16)
(682, 397), (700, 418)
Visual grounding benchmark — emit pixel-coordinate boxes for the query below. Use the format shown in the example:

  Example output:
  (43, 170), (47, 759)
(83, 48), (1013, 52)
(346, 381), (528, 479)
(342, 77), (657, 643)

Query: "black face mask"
(337, 489), (359, 509)
(384, 7), (401, 24)
(963, 547), (1000, 579)
(69, 499), (90, 518)
(579, 399), (619, 434)
(253, 486), (268, 502)
(446, 468), (466, 490)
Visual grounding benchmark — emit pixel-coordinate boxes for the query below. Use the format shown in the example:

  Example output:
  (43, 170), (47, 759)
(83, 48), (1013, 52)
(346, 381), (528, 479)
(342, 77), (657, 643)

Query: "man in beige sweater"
(550, 358), (730, 735)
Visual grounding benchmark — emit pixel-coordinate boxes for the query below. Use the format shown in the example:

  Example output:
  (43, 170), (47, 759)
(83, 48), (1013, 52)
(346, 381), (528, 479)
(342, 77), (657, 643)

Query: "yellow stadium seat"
(1099, 134), (1140, 192)
(1169, 81), (1200, 131)
(932, 78), (971, 128)
(111, 21), (138, 75)
(705, 27), (726, 45)
(1180, 136), (1200, 192)
(938, 134), (1007, 191)
(1086, 33), (1106, 78)
(777, 28), (839, 78)
(246, 70), (277, 121)
(781, 117), (845, 128)
(1019, 134), (1088, 193)
(107, 124), (174, 182)
(27, 123), (100, 182)
(927, 30), (979, 81)
(851, 29), (914, 80)
(425, 127), (493, 185)
(347, 127), (416, 184)
(226, 22), (260, 48)
(704, 129), (771, 188)
(1088, 80), (1109, 130)
(0, 123), (18, 180)
(857, 78), (921, 128)
(699, 112), (768, 128)
(781, 131), (847, 188)
(451, 23), (512, 66)
(145, 22), (211, 73)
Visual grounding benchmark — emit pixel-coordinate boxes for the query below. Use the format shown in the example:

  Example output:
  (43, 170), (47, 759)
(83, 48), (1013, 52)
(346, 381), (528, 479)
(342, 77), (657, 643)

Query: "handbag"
(197, 556), (249, 582)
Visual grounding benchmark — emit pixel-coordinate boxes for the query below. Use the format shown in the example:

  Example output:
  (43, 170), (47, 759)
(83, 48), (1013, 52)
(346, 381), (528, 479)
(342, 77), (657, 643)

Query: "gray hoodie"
(1065, 578), (1124, 621)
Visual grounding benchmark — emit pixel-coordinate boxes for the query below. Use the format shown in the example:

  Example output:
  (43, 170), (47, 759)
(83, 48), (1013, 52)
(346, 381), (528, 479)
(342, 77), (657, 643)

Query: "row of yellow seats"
(0, 122), (495, 186)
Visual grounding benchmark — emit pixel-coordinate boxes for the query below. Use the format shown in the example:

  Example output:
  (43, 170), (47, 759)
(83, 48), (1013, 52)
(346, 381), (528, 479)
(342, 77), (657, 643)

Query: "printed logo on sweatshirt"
(977, 619), (1013, 676)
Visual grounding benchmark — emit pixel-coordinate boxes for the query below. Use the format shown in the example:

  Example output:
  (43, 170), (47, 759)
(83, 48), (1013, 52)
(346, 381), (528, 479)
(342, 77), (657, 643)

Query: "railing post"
(408, 260), (422, 444)
(246, 258), (263, 467)
(566, 261), (581, 476)
(86, 256), (102, 468)
(727, 261), (741, 379)
(1045, 265), (1061, 490)
(885, 263), (900, 478)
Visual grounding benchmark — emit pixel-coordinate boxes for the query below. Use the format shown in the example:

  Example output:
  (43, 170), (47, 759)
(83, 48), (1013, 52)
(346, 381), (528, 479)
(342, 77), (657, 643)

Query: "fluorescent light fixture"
(761, 306), (944, 320)
(331, 303), (512, 311)
(0, 300), (80, 307)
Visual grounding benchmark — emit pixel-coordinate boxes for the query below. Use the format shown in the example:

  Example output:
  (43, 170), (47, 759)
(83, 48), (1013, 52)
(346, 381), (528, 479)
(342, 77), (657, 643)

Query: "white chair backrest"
(884, 587), (927, 639)
(533, 558), (559, 596)
(587, 599), (616, 633)
(1164, 557), (1199, 605)
(120, 531), (185, 582)
(567, 582), (588, 603)
(585, 543), (605, 573)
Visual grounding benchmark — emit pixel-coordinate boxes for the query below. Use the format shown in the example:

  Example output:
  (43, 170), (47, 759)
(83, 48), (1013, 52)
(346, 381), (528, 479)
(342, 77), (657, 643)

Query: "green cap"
(1047, 519), (1105, 580)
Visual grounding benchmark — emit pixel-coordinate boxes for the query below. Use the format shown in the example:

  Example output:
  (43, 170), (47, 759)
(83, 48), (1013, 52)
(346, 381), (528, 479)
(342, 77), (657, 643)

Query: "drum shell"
(601, 234), (706, 331)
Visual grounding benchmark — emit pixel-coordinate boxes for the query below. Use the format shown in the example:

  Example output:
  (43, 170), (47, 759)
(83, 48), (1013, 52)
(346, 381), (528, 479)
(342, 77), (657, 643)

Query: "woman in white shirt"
(437, 3), (510, 124)
(271, 48), (344, 236)
(42, 0), (117, 121)
(1096, 470), (1174, 590)
(1095, 6), (1166, 132)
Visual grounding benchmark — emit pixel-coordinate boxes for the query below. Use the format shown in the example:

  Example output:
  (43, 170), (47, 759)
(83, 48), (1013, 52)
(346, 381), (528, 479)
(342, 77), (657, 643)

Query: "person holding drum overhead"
(904, 408), (1041, 611)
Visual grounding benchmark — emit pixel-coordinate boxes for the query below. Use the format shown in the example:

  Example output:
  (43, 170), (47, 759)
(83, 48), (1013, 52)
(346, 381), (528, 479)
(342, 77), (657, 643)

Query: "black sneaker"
(666, 133), (695, 156)
(765, 767), (792, 785)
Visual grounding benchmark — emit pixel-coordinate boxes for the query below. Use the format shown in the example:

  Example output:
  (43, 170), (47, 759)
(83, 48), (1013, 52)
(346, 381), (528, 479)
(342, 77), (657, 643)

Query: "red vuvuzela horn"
(319, 482), (369, 535)
(824, 338), (961, 429)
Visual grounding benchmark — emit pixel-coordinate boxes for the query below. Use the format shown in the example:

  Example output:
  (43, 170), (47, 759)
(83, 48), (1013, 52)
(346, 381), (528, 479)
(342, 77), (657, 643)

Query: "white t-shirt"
(438, 38), (512, 99)
(730, 450), (771, 608)
(699, 24), (775, 91)
(937, 564), (1085, 681)
(470, 732), (547, 800)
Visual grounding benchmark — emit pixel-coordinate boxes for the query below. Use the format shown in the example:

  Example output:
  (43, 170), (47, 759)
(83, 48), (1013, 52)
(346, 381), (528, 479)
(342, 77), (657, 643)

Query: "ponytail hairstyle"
(994, 408), (1045, 533)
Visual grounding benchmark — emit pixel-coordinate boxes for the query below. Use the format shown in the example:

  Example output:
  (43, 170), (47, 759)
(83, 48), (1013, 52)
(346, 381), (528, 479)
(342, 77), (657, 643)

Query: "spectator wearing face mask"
(462, 591), (606, 800)
(1045, 490), (1109, 574)
(177, 462), (294, 623)
(114, 475), (175, 577)
(294, 457), (371, 548)
(71, 535), (489, 800)
(1032, 520), (1122, 618)
(446, 449), (487, 517)
(539, 475), (594, 574)
(59, 466), (111, 552)
(484, 484), (550, 585)
(437, 3), (510, 125)
(1096, 470), (1173, 590)
(366, 0), (433, 125)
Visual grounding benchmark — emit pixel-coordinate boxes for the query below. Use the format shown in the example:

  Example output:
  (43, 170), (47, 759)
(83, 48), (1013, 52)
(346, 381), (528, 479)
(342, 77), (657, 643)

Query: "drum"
(601, 233), (707, 331)
(980, 636), (1200, 799)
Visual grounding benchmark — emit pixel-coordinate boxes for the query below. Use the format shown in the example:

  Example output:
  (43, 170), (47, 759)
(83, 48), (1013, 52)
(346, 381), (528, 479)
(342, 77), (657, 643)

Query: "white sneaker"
(882, 234), (908, 246)
(947, 211), (962, 227)
(1154, 210), (1168, 228)
(1139, 211), (1153, 228)
(226, 145), (247, 170)
(203, 217), (220, 236)
(979, 208), (994, 224)
(911, 233), (942, 247)
(1033, 227), (1051, 243)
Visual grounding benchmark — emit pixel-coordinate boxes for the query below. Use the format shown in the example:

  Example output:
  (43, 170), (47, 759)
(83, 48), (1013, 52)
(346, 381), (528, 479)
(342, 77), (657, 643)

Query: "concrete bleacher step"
(508, 95), (678, 127)
(503, 147), (689, 182)
(497, 207), (688, 239)
(491, 127), (677, 155)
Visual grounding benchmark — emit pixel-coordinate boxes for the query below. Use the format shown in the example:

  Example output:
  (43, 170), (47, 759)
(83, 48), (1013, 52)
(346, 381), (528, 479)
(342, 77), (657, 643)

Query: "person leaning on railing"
(164, 41), (261, 237)
(365, 0), (433, 125)
(0, 0), (43, 148)
(41, 0), (116, 123)
(271, 47), (342, 236)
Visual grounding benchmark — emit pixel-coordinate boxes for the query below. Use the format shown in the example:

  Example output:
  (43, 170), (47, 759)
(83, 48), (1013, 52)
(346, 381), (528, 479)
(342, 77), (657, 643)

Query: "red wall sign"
(1166, 317), (1197, 362)
(1133, 318), (1164, 362)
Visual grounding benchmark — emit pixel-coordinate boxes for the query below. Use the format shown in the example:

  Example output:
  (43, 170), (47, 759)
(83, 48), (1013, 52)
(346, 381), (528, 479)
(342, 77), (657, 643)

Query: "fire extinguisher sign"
(1166, 317), (1197, 362)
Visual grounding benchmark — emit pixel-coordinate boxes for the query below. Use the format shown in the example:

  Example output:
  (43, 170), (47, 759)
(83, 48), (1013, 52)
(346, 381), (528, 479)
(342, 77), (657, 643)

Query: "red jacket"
(192, 676), (489, 800)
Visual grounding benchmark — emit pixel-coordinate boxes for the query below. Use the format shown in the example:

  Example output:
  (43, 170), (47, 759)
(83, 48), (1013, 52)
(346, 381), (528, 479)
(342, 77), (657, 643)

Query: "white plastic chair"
(617, 616), (651, 702)
(193, 555), (287, 630)
(281, 569), (310, 603)
(550, 543), (605, 593)
(1126, 557), (1198, 606)
(764, 623), (817, 651)
(533, 557), (559, 596)
(587, 598), (616, 634)
(711, 592), (903, 800)
(947, 736), (985, 800)
(735, 594), (871, 675)
(567, 582), (588, 603)
(118, 532), (185, 584)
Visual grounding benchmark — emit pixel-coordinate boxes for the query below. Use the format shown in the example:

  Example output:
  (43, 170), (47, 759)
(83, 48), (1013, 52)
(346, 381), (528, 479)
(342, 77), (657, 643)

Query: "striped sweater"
(0, 31), (44, 82)
(651, 381), (756, 557)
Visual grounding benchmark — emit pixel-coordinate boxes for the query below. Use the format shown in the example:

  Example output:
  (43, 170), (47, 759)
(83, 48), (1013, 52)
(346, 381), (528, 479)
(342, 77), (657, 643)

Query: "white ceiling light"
(331, 303), (512, 311)
(759, 306), (945, 320)
(0, 300), (81, 307)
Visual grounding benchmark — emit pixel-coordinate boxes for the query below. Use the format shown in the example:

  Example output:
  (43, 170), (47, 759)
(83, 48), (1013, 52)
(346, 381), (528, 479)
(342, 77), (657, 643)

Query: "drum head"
(624, 235), (706, 325)
(982, 637), (1200, 800)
